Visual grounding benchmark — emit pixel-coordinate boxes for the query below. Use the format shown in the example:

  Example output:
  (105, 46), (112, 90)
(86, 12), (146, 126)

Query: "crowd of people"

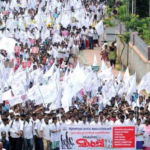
(0, 0), (149, 150)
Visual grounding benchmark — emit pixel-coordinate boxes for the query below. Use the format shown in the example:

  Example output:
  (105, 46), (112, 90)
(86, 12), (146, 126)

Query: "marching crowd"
(0, 0), (150, 150)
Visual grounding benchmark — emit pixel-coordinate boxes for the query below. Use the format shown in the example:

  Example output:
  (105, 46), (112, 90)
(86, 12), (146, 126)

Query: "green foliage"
(105, 3), (150, 44)
(116, 4), (127, 22)
(107, 6), (113, 17)
(116, 3), (150, 45)
(118, 32), (130, 43)
(103, 18), (116, 27)
(107, 0), (115, 8)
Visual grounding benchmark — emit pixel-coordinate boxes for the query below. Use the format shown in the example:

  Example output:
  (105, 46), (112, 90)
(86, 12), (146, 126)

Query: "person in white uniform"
(21, 114), (34, 150)
(40, 117), (50, 150)
(50, 117), (61, 150)
(90, 115), (101, 125)
(135, 118), (144, 150)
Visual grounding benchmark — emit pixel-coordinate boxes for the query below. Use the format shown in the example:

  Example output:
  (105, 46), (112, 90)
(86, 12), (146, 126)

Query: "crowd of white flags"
(0, 54), (150, 112)
(0, 0), (149, 112)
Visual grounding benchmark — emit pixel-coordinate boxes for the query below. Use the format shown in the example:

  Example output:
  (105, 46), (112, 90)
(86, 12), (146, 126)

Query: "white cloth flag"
(98, 67), (112, 80)
(33, 95), (43, 106)
(84, 72), (93, 92)
(50, 87), (62, 110)
(61, 13), (71, 28)
(39, 81), (58, 104)
(101, 60), (107, 72)
(137, 71), (150, 93)
(123, 67), (130, 82)
(27, 85), (40, 100)
(8, 96), (23, 107)
(11, 81), (25, 96)
(44, 63), (55, 78)
(117, 71), (122, 83)
(118, 75), (133, 96)
(102, 75), (116, 100)
(61, 64), (85, 109)
(127, 73), (136, 99)
(95, 20), (104, 36)
(2, 90), (13, 101)
(93, 54), (97, 66)
(0, 37), (17, 54)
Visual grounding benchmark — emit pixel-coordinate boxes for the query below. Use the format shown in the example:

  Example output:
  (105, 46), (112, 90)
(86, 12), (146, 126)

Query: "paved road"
(79, 47), (123, 77)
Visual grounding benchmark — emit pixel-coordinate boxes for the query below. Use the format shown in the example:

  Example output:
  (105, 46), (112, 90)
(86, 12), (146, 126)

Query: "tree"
(107, 0), (115, 8)
(136, 0), (149, 18)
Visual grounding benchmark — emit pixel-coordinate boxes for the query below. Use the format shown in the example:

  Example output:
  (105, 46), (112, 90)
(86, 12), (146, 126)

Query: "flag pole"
(38, 85), (46, 108)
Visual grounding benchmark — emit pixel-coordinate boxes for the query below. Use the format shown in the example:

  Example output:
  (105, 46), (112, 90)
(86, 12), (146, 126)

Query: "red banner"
(32, 47), (39, 53)
(22, 61), (32, 69)
(14, 46), (21, 53)
(113, 126), (135, 148)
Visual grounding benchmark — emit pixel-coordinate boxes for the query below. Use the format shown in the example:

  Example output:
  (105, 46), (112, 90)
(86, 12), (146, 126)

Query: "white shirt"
(140, 117), (146, 124)
(69, 36), (74, 46)
(30, 118), (36, 136)
(40, 122), (50, 140)
(104, 120), (114, 126)
(60, 121), (67, 126)
(115, 120), (126, 125)
(81, 30), (87, 40)
(9, 120), (23, 138)
(0, 124), (9, 140)
(90, 121), (101, 125)
(88, 29), (94, 37)
(135, 124), (144, 141)
(22, 121), (33, 139)
(72, 44), (79, 55)
(78, 121), (89, 125)
(66, 121), (77, 125)
(125, 119), (136, 126)
(50, 123), (61, 142)
(35, 119), (42, 138)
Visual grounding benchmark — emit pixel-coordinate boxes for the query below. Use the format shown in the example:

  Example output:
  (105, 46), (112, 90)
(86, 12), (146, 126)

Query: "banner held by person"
(60, 125), (136, 150)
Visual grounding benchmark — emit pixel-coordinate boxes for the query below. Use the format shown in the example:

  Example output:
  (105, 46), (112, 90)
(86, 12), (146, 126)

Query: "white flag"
(61, 64), (85, 109)
(137, 71), (150, 93)
(95, 20), (104, 36)
(0, 37), (17, 54)
(2, 90), (13, 101)
(117, 71), (122, 83)
(8, 96), (23, 107)
(123, 67), (130, 82)
(44, 63), (55, 78)
(101, 60), (107, 72)
(98, 67), (112, 80)
(93, 54), (97, 66)
(127, 73), (136, 98)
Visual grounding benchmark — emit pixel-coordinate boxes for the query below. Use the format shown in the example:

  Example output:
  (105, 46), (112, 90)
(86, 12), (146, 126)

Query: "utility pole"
(126, 0), (130, 16)
(132, 0), (136, 14)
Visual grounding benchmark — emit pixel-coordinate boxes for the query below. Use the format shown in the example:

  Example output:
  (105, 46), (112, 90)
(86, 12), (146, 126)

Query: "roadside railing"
(115, 24), (150, 60)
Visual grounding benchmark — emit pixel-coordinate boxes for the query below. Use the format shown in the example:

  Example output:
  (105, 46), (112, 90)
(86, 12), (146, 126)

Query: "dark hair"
(1, 131), (6, 136)
(99, 111), (103, 115)
(61, 115), (65, 119)
(94, 115), (99, 118)
(120, 115), (125, 119)
(137, 118), (141, 122)
(52, 117), (57, 123)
